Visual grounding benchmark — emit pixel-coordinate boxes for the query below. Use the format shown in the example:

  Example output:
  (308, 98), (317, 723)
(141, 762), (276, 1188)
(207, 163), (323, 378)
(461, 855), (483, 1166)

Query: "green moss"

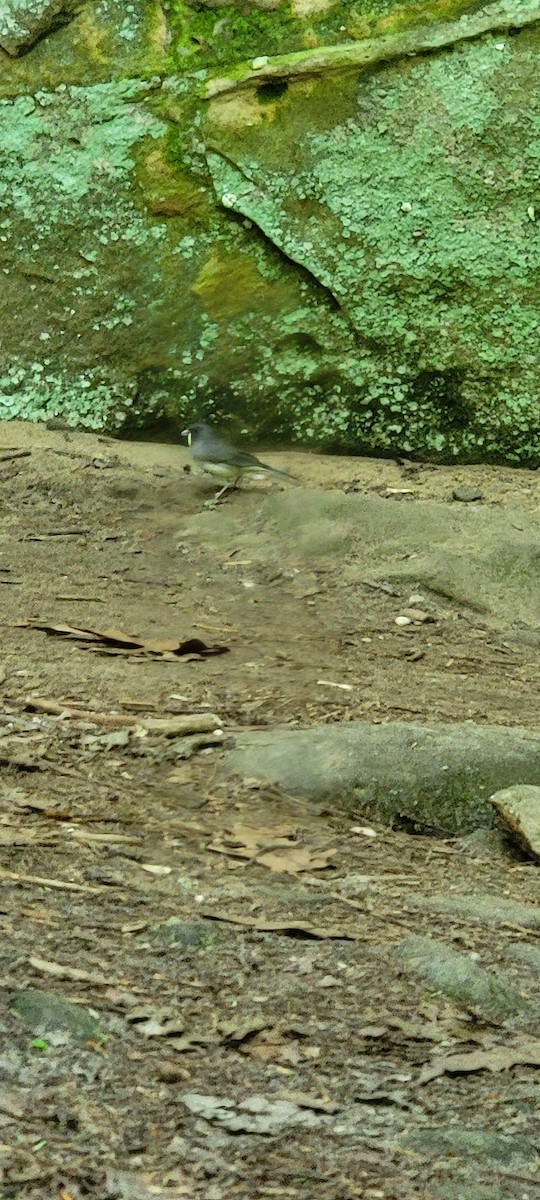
(192, 250), (268, 318)
(169, 2), (307, 71)
(166, 0), (485, 80)
(135, 138), (211, 218)
(344, 0), (485, 39)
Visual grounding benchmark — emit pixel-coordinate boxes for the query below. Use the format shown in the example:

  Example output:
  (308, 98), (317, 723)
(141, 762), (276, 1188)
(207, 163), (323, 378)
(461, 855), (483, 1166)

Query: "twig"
(0, 449), (31, 463)
(55, 595), (105, 603)
(205, 0), (540, 95)
(65, 830), (141, 844)
(0, 868), (106, 894)
(329, 892), (369, 912)
(24, 697), (222, 734)
(362, 579), (400, 596)
(23, 529), (90, 540)
(29, 956), (111, 984)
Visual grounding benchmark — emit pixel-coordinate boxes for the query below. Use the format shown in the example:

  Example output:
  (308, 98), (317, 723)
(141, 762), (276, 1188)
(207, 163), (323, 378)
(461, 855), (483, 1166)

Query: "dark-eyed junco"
(182, 422), (297, 500)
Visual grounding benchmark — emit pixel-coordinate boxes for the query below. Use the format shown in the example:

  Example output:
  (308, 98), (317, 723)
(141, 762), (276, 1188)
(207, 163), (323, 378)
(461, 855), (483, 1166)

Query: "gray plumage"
(182, 422), (297, 490)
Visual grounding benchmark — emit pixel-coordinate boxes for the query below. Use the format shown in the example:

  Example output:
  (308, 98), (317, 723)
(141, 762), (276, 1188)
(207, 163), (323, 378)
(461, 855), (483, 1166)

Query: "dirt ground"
(0, 420), (539, 1200)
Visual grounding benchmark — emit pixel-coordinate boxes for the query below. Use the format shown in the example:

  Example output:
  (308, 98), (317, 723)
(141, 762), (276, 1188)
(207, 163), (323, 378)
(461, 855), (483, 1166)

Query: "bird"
(182, 422), (297, 501)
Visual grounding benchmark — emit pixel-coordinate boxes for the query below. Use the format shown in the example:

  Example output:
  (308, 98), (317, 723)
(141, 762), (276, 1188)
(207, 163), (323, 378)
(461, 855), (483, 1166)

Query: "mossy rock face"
(0, 0), (539, 460)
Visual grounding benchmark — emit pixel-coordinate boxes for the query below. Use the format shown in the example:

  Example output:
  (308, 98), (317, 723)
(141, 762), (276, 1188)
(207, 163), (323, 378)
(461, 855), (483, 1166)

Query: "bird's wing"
(225, 448), (267, 469)
(196, 436), (265, 470)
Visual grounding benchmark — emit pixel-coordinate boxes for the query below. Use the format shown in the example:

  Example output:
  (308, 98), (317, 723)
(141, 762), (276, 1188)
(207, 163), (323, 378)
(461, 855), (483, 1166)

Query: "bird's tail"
(266, 464), (298, 482)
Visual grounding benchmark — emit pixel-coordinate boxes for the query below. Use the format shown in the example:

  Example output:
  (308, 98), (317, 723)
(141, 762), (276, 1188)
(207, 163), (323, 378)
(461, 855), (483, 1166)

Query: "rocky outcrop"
(0, 0), (77, 56)
(0, 0), (539, 462)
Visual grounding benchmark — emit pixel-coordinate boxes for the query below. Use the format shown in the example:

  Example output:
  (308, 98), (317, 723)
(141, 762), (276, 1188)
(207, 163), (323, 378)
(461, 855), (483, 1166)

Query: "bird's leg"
(213, 481), (235, 502)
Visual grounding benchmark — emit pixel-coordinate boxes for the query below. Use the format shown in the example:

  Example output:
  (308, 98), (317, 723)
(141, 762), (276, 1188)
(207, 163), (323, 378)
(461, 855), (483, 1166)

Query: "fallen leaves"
(181, 1092), (324, 1133)
(127, 1007), (214, 1053)
(202, 910), (362, 939)
(207, 823), (336, 874)
(418, 1040), (540, 1083)
(16, 621), (229, 660)
(240, 1028), (321, 1066)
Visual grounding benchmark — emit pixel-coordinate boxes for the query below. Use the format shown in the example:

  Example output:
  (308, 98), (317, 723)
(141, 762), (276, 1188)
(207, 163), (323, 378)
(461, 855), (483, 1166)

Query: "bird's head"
(181, 422), (210, 447)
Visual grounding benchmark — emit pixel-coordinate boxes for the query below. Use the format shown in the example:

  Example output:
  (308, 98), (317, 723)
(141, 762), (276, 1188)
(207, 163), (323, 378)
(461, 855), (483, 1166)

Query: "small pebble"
(46, 417), (71, 431)
(452, 485), (483, 502)
(395, 615), (412, 626)
(399, 608), (434, 623)
(407, 593), (426, 605)
(252, 55), (269, 68)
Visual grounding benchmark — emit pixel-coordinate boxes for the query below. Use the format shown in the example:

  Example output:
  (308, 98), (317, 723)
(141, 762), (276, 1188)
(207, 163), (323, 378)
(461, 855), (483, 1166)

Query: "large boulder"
(223, 721), (540, 832)
(0, 0), (539, 461)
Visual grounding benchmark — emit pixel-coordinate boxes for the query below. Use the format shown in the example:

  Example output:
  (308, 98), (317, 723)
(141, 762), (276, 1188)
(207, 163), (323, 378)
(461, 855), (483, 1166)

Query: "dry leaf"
(202, 911), (362, 939)
(418, 1040), (540, 1084)
(29, 957), (109, 985)
(208, 823), (336, 874)
(219, 1017), (270, 1044)
(281, 1090), (340, 1114)
(0, 1087), (25, 1119)
(134, 1018), (186, 1039)
(17, 621), (229, 660)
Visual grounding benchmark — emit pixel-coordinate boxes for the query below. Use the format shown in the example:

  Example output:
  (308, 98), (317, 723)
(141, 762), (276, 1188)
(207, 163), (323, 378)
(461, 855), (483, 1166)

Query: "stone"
(248, 488), (540, 630)
(0, 0), (72, 55)
(224, 720), (540, 833)
(490, 785), (540, 860)
(398, 608), (434, 623)
(10, 989), (103, 1039)
(395, 936), (524, 1022)
(153, 918), (219, 948)
(403, 1127), (539, 1167)
(452, 486), (484, 503)
(507, 944), (540, 974)
(455, 828), (515, 860)
(410, 893), (540, 928)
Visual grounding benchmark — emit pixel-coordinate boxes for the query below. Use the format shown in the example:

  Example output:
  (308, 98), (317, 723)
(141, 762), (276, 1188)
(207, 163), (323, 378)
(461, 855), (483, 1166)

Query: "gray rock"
(490, 784), (540, 860)
(506, 944), (540, 975)
(452, 485), (483, 502)
(410, 893), (540, 928)
(403, 1126), (539, 1166)
(10, 989), (103, 1039)
(225, 721), (540, 833)
(0, 0), (72, 55)
(428, 1187), (528, 1200)
(153, 918), (219, 949)
(455, 828), (516, 860)
(395, 936), (524, 1021)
